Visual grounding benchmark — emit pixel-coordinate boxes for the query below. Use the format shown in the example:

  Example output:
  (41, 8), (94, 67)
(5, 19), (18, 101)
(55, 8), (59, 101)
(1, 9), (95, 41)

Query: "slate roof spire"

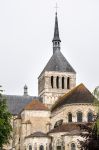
(52, 12), (61, 54)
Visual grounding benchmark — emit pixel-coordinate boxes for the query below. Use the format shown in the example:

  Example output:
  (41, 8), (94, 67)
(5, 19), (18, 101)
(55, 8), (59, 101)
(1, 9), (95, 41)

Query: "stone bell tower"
(38, 12), (76, 107)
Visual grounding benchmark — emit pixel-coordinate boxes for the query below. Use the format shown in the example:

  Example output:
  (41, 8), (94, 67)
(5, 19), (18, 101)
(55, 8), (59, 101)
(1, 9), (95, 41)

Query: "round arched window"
(87, 112), (93, 122)
(39, 145), (44, 150)
(71, 143), (76, 150)
(29, 145), (32, 150)
(77, 111), (83, 122)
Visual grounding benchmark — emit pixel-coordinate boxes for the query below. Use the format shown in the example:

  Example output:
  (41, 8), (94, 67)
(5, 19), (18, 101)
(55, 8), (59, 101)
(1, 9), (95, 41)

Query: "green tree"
(0, 86), (12, 149)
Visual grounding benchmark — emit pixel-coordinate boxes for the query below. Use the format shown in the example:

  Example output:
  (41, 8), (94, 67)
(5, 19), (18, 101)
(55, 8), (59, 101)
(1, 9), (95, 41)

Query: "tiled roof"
(49, 123), (80, 133)
(39, 50), (76, 77)
(49, 122), (92, 134)
(23, 99), (49, 111)
(25, 132), (50, 138)
(51, 83), (95, 112)
(5, 95), (42, 115)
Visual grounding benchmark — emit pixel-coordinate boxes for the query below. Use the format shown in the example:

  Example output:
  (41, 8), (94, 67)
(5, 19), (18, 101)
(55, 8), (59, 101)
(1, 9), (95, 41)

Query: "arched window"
(39, 145), (44, 150)
(77, 112), (82, 122)
(51, 76), (53, 88)
(67, 77), (70, 89)
(71, 143), (76, 150)
(68, 113), (72, 123)
(62, 77), (64, 89)
(29, 145), (32, 150)
(56, 76), (59, 88)
(88, 112), (93, 122)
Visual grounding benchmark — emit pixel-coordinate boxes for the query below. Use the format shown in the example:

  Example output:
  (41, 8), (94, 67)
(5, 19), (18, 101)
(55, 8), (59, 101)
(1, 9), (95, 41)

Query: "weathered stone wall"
(49, 132), (84, 150)
(25, 137), (51, 150)
(19, 110), (50, 150)
(38, 71), (76, 106)
(51, 104), (95, 128)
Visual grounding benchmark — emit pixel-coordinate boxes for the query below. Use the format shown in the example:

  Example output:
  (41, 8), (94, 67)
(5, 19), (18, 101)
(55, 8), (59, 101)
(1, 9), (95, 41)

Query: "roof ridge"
(51, 83), (95, 111)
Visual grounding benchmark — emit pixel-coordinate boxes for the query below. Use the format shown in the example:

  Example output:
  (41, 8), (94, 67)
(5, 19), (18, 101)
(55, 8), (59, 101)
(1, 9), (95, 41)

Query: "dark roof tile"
(39, 50), (76, 77)
(5, 95), (41, 115)
(51, 83), (95, 112)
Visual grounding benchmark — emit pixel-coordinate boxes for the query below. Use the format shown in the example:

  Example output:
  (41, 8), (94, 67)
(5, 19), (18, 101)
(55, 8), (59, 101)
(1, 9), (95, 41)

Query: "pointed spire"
(53, 12), (61, 42)
(52, 12), (61, 54)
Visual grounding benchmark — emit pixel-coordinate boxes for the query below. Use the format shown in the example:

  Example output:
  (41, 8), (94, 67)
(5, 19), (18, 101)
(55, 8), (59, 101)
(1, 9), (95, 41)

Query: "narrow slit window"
(62, 77), (64, 89)
(68, 113), (72, 123)
(51, 76), (53, 88)
(56, 76), (59, 88)
(67, 77), (70, 89)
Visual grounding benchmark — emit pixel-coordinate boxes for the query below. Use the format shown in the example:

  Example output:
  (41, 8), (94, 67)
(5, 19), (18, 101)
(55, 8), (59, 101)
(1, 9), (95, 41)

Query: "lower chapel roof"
(25, 132), (50, 138)
(49, 122), (92, 134)
(51, 83), (95, 112)
(23, 99), (49, 111)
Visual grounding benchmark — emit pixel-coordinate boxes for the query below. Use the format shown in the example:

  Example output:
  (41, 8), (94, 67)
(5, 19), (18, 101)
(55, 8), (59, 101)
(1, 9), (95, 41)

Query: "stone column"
(64, 77), (67, 89)
(59, 77), (62, 89)
(53, 77), (56, 88)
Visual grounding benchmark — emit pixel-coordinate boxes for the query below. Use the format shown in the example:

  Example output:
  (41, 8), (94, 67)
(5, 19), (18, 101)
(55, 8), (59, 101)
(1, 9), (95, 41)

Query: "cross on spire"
(54, 3), (58, 13)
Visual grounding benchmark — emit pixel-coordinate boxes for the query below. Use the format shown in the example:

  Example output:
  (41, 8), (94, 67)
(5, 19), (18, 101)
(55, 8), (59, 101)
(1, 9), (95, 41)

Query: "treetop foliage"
(0, 86), (12, 148)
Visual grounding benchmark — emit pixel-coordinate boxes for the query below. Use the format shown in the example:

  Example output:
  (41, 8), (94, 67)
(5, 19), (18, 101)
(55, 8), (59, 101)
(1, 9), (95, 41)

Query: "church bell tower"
(38, 12), (76, 107)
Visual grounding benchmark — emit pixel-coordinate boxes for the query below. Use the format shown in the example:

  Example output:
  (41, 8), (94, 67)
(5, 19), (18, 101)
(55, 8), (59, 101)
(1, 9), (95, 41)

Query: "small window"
(62, 77), (64, 89)
(54, 119), (63, 128)
(39, 145), (44, 150)
(77, 112), (82, 122)
(68, 113), (72, 123)
(56, 76), (59, 88)
(71, 143), (76, 150)
(88, 112), (93, 122)
(29, 145), (32, 150)
(67, 77), (70, 89)
(51, 76), (53, 88)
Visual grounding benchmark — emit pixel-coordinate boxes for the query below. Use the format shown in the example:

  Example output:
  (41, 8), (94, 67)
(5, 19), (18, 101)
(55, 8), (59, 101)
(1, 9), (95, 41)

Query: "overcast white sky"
(0, 0), (99, 96)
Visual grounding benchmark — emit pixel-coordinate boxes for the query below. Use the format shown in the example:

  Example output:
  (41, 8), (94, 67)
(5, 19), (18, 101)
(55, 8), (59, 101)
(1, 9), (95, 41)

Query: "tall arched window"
(29, 145), (32, 150)
(68, 113), (72, 123)
(67, 77), (70, 89)
(51, 76), (53, 88)
(88, 112), (93, 122)
(71, 143), (76, 150)
(39, 145), (44, 150)
(56, 76), (59, 88)
(77, 112), (82, 122)
(62, 77), (64, 89)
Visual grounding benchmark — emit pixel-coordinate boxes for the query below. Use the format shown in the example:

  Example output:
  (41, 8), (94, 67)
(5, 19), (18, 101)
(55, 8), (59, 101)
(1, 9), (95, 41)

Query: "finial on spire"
(52, 6), (61, 54)
(55, 3), (58, 14)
